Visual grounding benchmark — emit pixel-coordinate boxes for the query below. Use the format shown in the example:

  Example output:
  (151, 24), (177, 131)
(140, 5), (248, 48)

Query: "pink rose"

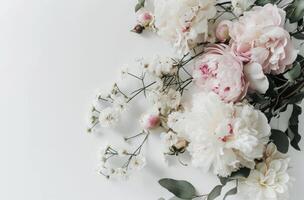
(227, 4), (298, 74)
(193, 44), (248, 103)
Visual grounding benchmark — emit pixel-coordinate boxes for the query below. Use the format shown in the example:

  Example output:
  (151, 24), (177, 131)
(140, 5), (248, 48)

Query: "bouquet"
(87, 0), (304, 199)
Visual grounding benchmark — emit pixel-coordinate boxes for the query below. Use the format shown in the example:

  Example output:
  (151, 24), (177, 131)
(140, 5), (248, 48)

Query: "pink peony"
(226, 4), (298, 74)
(193, 44), (248, 103)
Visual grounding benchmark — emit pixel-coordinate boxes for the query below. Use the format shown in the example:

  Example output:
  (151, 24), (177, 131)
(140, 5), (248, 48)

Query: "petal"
(244, 62), (269, 94)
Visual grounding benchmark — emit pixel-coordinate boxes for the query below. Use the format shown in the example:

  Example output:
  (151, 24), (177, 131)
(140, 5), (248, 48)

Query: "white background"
(0, 0), (303, 200)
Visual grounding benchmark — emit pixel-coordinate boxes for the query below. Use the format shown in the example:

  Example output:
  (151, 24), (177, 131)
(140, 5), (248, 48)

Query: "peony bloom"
(193, 44), (248, 103)
(154, 0), (217, 54)
(239, 143), (290, 200)
(168, 92), (271, 177)
(226, 4), (298, 74)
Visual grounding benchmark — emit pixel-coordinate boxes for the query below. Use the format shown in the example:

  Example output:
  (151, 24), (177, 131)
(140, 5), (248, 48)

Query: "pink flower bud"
(140, 112), (160, 130)
(136, 10), (153, 27)
(215, 21), (231, 42)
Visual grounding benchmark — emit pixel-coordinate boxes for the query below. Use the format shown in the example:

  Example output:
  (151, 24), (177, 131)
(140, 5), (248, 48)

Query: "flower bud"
(215, 21), (231, 42)
(173, 139), (189, 151)
(132, 24), (145, 34)
(140, 112), (160, 130)
(136, 10), (153, 27)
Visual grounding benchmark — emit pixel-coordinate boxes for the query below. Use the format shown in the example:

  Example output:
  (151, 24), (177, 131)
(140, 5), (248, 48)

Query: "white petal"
(244, 62), (269, 94)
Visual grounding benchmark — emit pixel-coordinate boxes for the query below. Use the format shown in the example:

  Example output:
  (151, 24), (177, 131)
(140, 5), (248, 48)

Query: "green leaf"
(207, 185), (223, 200)
(135, 0), (145, 12)
(288, 92), (304, 104)
(286, 104), (302, 150)
(270, 129), (290, 153)
(223, 187), (238, 200)
(159, 179), (196, 200)
(284, 63), (301, 81)
(292, 32), (304, 40)
(286, 0), (304, 23)
(255, 0), (279, 6)
(229, 168), (251, 179)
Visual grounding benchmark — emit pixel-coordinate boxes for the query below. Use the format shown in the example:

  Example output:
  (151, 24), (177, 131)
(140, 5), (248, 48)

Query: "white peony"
(168, 92), (270, 177)
(154, 0), (217, 54)
(239, 143), (290, 200)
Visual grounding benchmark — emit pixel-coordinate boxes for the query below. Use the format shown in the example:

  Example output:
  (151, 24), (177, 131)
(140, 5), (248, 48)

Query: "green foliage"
(223, 187), (237, 200)
(255, 0), (279, 6)
(270, 129), (290, 153)
(159, 179), (196, 200)
(286, 104), (302, 150)
(135, 0), (145, 12)
(207, 185), (223, 200)
(286, 0), (304, 23)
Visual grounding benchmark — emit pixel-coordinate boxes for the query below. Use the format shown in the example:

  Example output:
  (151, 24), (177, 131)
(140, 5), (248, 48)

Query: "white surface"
(0, 1), (303, 200)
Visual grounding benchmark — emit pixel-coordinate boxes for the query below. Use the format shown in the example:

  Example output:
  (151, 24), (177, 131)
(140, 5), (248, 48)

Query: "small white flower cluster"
(87, 84), (128, 131)
(98, 144), (146, 180)
(239, 143), (290, 200)
(140, 55), (178, 78)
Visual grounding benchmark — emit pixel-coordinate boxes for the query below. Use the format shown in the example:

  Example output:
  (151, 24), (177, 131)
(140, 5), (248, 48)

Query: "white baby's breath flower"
(120, 65), (130, 80)
(149, 88), (181, 115)
(143, 56), (177, 77)
(98, 107), (120, 128)
(129, 155), (147, 171)
(161, 131), (179, 149)
(168, 92), (270, 177)
(112, 168), (128, 180)
(154, 0), (217, 54)
(112, 95), (128, 112)
(239, 144), (290, 200)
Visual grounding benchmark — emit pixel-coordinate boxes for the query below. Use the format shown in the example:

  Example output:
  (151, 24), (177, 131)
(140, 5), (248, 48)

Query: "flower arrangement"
(87, 0), (304, 199)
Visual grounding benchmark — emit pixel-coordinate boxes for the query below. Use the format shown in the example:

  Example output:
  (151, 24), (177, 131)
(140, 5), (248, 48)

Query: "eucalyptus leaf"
(223, 187), (238, 200)
(284, 63), (301, 81)
(286, 0), (304, 23)
(292, 32), (304, 40)
(255, 0), (279, 6)
(159, 179), (196, 200)
(270, 129), (289, 153)
(207, 185), (223, 200)
(135, 0), (145, 12)
(285, 104), (302, 150)
(288, 92), (304, 104)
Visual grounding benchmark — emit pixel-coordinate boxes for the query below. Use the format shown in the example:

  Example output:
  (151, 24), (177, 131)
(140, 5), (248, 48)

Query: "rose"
(226, 4), (298, 74)
(154, 0), (216, 54)
(193, 44), (248, 103)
